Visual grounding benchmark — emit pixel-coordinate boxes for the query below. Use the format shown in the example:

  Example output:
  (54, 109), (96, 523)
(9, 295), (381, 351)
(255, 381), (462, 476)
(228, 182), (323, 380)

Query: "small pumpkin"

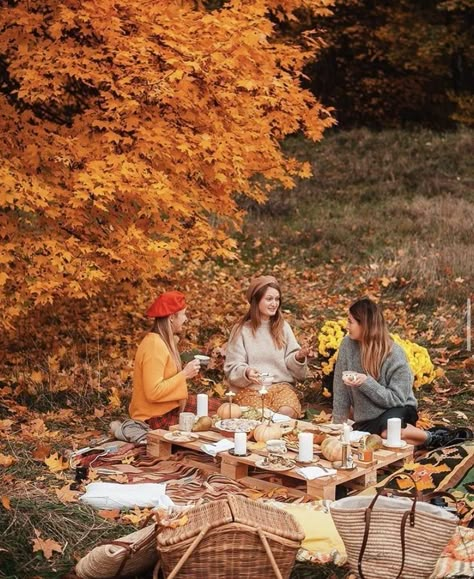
(365, 434), (383, 450)
(321, 437), (343, 462)
(216, 403), (242, 419)
(253, 422), (282, 442)
(311, 428), (328, 445)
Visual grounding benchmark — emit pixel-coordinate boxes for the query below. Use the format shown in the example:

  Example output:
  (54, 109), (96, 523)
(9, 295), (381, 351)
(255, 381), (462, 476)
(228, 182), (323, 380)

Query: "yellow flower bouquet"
(317, 320), (437, 396)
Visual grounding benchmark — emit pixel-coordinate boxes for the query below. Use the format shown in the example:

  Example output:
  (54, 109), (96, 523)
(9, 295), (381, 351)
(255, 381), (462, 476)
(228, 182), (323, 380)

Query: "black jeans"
(354, 406), (419, 435)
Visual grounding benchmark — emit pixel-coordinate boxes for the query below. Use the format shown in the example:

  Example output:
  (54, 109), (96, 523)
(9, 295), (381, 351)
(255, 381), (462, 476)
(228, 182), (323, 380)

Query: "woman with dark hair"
(332, 297), (470, 448)
(224, 275), (312, 418)
(129, 291), (220, 429)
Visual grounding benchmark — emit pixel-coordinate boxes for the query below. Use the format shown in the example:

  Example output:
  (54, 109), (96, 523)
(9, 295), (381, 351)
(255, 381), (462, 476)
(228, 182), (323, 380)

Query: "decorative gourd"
(253, 422), (281, 442)
(216, 403), (242, 419)
(365, 434), (383, 450)
(321, 437), (343, 462)
(312, 429), (328, 445)
(192, 416), (213, 432)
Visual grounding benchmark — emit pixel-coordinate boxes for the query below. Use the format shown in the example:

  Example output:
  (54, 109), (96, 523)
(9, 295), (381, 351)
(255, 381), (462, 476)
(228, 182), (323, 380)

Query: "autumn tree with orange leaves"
(0, 0), (334, 329)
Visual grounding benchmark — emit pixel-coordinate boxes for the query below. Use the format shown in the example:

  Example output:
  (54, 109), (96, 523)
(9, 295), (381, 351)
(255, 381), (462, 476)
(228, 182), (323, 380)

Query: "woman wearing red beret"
(129, 291), (220, 429)
(224, 276), (312, 418)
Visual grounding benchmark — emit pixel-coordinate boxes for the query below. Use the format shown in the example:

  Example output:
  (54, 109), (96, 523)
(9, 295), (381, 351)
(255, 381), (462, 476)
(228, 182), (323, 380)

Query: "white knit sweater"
(224, 320), (307, 389)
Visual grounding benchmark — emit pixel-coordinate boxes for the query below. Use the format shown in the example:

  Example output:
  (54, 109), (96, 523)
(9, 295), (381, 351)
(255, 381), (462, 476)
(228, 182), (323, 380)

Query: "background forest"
(0, 1), (472, 577)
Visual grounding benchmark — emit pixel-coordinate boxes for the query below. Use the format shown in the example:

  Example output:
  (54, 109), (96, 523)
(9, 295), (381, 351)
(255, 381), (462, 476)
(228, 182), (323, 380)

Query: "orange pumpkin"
(253, 422), (281, 442)
(216, 403), (242, 419)
(321, 437), (343, 462)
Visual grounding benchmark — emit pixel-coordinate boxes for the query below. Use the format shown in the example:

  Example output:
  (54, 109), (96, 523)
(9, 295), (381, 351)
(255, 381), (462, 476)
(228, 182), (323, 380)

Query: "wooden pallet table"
(147, 427), (414, 500)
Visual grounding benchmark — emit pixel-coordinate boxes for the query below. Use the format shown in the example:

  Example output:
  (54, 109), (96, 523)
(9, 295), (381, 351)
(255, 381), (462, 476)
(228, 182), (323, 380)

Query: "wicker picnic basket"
(154, 495), (304, 579)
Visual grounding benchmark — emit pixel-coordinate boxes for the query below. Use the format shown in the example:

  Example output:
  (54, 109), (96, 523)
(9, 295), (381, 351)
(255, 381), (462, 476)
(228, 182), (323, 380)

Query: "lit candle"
(298, 432), (313, 463)
(258, 387), (268, 396)
(196, 394), (208, 417)
(234, 432), (247, 456)
(343, 423), (351, 443)
(387, 418), (402, 446)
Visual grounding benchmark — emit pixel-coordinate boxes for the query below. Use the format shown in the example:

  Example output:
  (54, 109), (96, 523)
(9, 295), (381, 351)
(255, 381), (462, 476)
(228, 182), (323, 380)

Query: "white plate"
(215, 419), (261, 433)
(163, 431), (199, 443)
(239, 406), (272, 419)
(255, 457), (296, 472)
(382, 440), (407, 449)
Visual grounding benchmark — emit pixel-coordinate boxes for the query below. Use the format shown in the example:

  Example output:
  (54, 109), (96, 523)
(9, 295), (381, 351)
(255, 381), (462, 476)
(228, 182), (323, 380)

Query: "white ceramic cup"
(261, 374), (274, 388)
(179, 412), (196, 432)
(194, 354), (211, 368)
(342, 371), (358, 382)
(266, 439), (287, 455)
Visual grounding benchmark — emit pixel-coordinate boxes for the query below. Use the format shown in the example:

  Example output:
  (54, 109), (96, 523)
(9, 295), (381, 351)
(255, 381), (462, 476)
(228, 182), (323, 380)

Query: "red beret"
(146, 291), (186, 318)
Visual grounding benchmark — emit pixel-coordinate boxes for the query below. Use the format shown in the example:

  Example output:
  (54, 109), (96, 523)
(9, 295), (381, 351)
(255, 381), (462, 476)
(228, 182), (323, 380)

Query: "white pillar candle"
(387, 417), (402, 446)
(298, 432), (313, 463)
(234, 432), (247, 456)
(343, 423), (351, 443)
(196, 394), (208, 417)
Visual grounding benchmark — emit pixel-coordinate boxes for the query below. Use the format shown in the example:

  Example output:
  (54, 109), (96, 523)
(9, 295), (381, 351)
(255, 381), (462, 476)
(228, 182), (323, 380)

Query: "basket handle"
(257, 528), (283, 579)
(166, 524), (211, 579)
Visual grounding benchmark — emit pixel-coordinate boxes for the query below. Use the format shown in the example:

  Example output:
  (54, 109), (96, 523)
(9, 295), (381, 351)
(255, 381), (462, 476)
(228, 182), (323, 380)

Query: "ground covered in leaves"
(0, 129), (473, 578)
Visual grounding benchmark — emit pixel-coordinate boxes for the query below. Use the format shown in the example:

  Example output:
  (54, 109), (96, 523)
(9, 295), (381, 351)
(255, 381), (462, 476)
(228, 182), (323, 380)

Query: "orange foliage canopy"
(0, 0), (334, 328)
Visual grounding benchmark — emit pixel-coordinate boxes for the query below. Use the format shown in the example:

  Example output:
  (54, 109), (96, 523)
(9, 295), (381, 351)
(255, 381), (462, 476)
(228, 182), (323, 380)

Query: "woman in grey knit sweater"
(333, 298), (429, 447)
(224, 275), (312, 418)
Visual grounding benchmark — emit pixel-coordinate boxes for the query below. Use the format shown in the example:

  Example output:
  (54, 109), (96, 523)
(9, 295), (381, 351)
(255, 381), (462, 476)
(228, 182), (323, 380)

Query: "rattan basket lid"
(157, 499), (233, 546)
(157, 496), (304, 546)
(228, 495), (305, 541)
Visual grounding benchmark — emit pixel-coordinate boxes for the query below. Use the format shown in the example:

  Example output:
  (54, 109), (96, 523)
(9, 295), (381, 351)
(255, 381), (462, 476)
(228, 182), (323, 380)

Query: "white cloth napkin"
(296, 466), (337, 480)
(271, 413), (291, 423)
(201, 439), (234, 457)
(350, 430), (370, 443)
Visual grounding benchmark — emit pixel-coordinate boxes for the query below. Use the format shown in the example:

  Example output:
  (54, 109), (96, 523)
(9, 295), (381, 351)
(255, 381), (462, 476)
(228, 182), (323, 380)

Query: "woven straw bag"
(330, 474), (459, 579)
(155, 495), (304, 579)
(75, 523), (157, 579)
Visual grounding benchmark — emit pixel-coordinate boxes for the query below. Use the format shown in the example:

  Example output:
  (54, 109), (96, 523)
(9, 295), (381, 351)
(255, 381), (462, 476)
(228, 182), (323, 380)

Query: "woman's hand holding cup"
(245, 367), (261, 385)
(183, 359), (201, 379)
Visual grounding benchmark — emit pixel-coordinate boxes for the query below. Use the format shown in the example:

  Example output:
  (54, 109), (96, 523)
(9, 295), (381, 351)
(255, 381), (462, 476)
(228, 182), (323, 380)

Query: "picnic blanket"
(362, 440), (474, 526)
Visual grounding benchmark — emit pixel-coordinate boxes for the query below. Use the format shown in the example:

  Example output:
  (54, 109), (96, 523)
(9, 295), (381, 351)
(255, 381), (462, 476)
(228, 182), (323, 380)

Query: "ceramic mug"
(194, 354), (211, 368)
(342, 370), (358, 382)
(266, 439), (287, 454)
(179, 412), (196, 432)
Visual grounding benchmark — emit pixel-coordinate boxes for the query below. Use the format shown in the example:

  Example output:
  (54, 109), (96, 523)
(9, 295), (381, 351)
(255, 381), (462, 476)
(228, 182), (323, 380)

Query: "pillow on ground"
(75, 524), (157, 579)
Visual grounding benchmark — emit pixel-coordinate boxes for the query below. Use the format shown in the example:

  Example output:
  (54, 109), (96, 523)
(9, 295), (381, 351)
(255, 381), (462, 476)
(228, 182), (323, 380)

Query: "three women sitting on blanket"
(129, 291), (220, 429)
(224, 275), (313, 418)
(332, 297), (467, 449)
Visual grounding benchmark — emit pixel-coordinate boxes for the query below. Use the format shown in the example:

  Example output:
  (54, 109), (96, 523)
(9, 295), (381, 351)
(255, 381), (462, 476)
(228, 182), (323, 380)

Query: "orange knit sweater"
(129, 333), (188, 421)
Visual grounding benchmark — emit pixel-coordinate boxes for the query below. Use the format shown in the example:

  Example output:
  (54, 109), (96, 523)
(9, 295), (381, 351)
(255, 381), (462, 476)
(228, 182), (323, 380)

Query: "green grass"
(243, 127), (474, 302)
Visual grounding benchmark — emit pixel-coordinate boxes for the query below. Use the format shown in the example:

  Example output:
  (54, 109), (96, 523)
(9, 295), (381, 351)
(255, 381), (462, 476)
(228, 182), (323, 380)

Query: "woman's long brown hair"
(151, 316), (182, 371)
(231, 282), (286, 349)
(349, 298), (392, 379)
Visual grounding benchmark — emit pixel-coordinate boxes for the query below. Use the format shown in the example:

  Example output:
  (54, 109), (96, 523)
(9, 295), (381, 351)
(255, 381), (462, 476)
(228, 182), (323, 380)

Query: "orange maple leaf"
(44, 452), (69, 473)
(0, 453), (14, 467)
(98, 509), (121, 520)
(55, 484), (79, 503)
(32, 529), (62, 559)
(1, 496), (11, 510)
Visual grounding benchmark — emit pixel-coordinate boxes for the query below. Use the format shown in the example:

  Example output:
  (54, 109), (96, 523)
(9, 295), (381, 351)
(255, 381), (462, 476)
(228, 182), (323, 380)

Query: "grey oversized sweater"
(332, 335), (416, 424)
(224, 320), (307, 389)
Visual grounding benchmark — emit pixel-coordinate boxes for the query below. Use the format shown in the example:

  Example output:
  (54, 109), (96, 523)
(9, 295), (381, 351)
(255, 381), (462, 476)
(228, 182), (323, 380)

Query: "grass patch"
(0, 499), (135, 579)
(244, 128), (474, 300)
